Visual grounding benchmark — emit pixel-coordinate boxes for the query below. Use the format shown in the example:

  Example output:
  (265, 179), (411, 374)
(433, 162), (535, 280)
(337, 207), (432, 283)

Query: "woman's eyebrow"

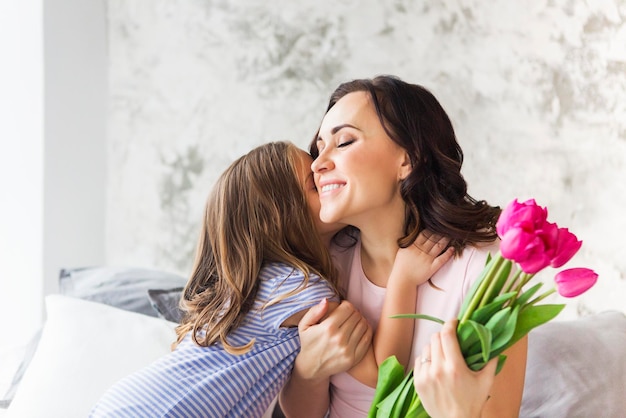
(331, 123), (360, 135)
(317, 123), (361, 141)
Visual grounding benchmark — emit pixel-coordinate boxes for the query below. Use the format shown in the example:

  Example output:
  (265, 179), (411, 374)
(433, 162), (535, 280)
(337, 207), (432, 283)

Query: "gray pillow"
(59, 266), (187, 317)
(147, 287), (185, 323)
(520, 310), (626, 418)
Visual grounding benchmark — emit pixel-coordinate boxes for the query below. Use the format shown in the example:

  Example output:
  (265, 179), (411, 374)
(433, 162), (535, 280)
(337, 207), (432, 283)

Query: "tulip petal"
(518, 252), (551, 274)
(554, 268), (598, 298)
(500, 229), (533, 262)
(550, 228), (582, 268)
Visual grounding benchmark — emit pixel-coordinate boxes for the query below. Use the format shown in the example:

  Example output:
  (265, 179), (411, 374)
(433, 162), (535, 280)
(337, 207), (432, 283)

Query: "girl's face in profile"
(311, 91), (410, 228)
(294, 149), (344, 241)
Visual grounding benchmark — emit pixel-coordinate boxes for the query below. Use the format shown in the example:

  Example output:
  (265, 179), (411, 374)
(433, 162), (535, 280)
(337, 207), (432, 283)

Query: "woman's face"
(294, 149), (344, 240)
(311, 91), (410, 227)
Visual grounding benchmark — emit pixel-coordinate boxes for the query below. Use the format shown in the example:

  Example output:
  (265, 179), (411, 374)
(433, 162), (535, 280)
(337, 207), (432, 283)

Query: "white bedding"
(4, 295), (178, 418)
(2, 295), (279, 418)
(3, 294), (626, 417)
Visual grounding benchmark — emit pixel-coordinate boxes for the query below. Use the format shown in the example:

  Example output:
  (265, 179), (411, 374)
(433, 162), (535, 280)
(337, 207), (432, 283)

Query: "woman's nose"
(311, 153), (333, 173)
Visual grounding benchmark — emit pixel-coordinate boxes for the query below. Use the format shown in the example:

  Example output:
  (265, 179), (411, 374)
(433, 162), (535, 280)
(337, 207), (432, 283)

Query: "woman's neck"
(358, 214), (406, 288)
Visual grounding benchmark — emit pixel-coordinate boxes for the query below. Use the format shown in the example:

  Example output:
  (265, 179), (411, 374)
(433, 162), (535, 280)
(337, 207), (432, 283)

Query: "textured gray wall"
(106, 0), (626, 318)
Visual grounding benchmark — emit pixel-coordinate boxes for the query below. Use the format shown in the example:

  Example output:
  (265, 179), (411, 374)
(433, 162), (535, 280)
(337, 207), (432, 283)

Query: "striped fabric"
(90, 262), (338, 418)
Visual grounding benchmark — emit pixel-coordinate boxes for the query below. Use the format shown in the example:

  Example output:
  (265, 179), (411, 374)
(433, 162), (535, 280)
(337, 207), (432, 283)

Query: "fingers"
(431, 247), (455, 270)
(417, 342), (432, 370)
(302, 300), (370, 353)
(298, 298), (329, 331)
(427, 329), (445, 377)
(413, 231), (451, 256)
(439, 319), (466, 367)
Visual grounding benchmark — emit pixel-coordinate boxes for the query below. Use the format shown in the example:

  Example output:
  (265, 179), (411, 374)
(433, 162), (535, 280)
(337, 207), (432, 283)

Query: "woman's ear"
(398, 152), (412, 180)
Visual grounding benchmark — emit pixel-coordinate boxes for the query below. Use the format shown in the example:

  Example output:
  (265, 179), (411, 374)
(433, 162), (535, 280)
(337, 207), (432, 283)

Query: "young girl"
(90, 141), (451, 418)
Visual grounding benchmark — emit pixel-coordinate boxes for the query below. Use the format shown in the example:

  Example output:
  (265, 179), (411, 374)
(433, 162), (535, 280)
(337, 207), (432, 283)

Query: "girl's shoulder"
(258, 262), (329, 294)
(259, 262), (315, 284)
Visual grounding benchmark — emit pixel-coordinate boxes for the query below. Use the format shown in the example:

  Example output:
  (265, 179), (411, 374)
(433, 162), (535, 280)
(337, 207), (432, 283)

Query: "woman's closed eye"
(338, 139), (355, 148)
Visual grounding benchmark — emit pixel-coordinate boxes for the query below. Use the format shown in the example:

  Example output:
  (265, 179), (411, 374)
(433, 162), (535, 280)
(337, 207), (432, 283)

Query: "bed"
(1, 266), (625, 417)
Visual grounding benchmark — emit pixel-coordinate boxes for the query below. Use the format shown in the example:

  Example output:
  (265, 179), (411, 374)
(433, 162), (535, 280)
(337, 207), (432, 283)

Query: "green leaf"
(509, 304), (565, 346)
(512, 282), (543, 308)
(484, 306), (511, 336)
(469, 292), (517, 324)
(458, 320), (492, 362)
(391, 373), (417, 418)
(495, 354), (508, 374)
(457, 320), (481, 354)
(465, 351), (487, 368)
(391, 313), (445, 325)
(491, 305), (519, 352)
(404, 392), (427, 418)
(458, 254), (500, 316)
(372, 376), (408, 417)
(467, 353), (508, 372)
(368, 356), (406, 418)
(374, 371), (414, 417)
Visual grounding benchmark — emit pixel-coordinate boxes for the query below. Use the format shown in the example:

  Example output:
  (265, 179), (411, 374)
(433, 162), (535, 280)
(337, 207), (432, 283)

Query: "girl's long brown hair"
(175, 141), (337, 354)
(310, 75), (501, 252)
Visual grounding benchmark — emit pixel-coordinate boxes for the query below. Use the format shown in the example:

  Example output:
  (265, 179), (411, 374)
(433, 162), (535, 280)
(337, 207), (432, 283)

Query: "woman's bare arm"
(414, 320), (498, 418)
(279, 299), (372, 418)
(482, 335), (527, 418)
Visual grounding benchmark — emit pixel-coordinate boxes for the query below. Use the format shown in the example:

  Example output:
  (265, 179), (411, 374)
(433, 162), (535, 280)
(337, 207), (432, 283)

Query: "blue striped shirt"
(90, 262), (338, 418)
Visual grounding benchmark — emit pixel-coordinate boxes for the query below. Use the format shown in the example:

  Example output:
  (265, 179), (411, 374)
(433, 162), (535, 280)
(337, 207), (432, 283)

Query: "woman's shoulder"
(462, 239), (501, 261)
(456, 239), (501, 295)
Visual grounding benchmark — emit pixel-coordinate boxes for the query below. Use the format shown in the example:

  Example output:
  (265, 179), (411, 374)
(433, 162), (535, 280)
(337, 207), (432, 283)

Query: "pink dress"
(328, 238), (500, 418)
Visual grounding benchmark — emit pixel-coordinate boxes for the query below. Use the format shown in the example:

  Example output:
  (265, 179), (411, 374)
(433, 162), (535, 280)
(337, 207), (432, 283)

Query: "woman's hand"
(414, 320), (497, 418)
(279, 299), (372, 418)
(296, 298), (372, 380)
(392, 231), (454, 287)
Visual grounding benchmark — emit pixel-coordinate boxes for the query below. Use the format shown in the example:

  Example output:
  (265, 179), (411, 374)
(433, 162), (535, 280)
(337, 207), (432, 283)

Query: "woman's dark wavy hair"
(309, 75), (501, 252)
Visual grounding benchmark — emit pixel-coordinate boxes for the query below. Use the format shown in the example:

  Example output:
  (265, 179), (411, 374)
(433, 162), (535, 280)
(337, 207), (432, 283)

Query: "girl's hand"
(392, 231), (454, 287)
(414, 320), (498, 418)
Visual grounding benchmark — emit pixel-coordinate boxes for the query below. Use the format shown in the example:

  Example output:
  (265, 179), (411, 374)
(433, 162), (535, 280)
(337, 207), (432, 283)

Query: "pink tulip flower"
(550, 227), (582, 268)
(554, 268), (598, 298)
(497, 199), (570, 274)
(496, 199), (548, 238)
(500, 228), (551, 273)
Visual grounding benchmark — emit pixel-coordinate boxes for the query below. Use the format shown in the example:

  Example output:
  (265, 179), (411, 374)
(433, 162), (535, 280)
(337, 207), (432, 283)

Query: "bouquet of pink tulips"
(368, 198), (598, 418)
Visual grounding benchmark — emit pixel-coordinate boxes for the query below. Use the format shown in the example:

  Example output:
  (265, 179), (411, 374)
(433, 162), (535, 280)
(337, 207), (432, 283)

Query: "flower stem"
(478, 256), (512, 309)
(527, 288), (556, 306)
(504, 269), (523, 294)
(459, 255), (504, 323)
(514, 273), (536, 294)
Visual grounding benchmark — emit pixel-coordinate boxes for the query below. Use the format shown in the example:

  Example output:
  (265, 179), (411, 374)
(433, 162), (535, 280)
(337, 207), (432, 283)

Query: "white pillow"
(6, 295), (178, 418)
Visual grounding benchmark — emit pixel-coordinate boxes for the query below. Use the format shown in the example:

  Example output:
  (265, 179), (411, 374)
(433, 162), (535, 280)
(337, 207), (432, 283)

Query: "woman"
(280, 76), (527, 418)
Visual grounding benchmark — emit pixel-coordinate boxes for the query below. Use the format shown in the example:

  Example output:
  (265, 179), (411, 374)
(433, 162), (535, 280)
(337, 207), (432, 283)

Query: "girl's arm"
(348, 232), (454, 387)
